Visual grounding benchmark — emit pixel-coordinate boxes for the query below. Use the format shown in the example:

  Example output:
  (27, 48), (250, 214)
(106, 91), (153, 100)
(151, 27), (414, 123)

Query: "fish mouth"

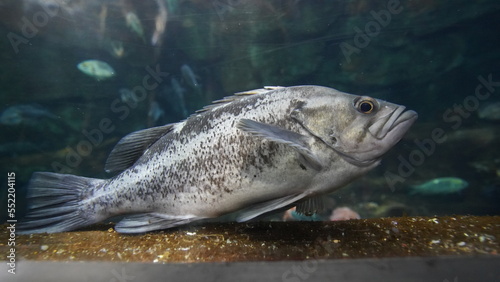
(339, 106), (417, 166)
(325, 105), (417, 168)
(368, 106), (418, 140)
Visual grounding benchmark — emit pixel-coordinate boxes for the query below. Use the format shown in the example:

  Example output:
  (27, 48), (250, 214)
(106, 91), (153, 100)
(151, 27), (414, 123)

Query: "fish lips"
(344, 106), (417, 165)
(368, 106), (417, 141)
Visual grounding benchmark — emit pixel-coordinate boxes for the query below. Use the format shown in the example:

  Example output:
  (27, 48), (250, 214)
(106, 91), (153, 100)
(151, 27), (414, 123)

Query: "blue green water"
(1, 0), (499, 221)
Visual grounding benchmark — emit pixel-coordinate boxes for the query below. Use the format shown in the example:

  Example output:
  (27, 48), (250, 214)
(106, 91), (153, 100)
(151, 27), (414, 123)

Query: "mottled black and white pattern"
(19, 86), (417, 233)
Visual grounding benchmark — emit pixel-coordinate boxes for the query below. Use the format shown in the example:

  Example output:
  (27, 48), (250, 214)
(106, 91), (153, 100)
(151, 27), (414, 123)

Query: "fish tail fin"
(18, 172), (106, 234)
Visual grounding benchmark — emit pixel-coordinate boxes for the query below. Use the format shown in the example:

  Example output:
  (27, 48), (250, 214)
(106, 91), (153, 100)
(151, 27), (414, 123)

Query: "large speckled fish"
(19, 86), (417, 234)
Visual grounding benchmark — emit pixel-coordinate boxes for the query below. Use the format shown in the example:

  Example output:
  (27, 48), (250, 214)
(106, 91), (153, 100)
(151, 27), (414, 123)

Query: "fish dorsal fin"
(105, 124), (174, 173)
(295, 196), (325, 216)
(195, 86), (284, 114)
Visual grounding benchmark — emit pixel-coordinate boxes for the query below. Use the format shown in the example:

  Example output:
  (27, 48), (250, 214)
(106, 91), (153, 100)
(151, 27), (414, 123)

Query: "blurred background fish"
(410, 177), (469, 195)
(0, 0), (168, 65)
(329, 207), (361, 221)
(0, 104), (58, 126)
(125, 11), (146, 42)
(148, 101), (164, 125)
(77, 60), (115, 81)
(181, 64), (201, 90)
(282, 207), (323, 221)
(119, 88), (140, 105)
(169, 77), (189, 118)
(478, 102), (500, 121)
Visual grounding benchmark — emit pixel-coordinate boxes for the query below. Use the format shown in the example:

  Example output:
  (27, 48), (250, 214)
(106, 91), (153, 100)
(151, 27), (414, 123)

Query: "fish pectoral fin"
(295, 196), (325, 216)
(115, 213), (200, 234)
(236, 193), (307, 222)
(105, 124), (174, 173)
(237, 119), (323, 170)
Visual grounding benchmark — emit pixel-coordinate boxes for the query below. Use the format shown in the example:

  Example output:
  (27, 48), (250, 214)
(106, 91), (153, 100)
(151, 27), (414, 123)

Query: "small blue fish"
(181, 64), (200, 89)
(119, 88), (139, 105)
(148, 101), (164, 124)
(410, 177), (468, 195)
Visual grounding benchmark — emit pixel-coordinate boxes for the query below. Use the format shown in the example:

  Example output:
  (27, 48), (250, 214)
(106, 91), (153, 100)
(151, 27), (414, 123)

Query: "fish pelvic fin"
(115, 213), (201, 234)
(236, 193), (308, 222)
(18, 172), (105, 234)
(295, 196), (325, 216)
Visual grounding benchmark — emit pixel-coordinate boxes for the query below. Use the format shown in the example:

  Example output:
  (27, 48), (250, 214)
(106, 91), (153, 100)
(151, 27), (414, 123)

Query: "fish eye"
(359, 101), (374, 113)
(355, 97), (377, 114)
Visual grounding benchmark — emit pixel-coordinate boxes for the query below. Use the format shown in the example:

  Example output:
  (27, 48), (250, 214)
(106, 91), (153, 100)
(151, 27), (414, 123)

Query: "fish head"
(291, 87), (418, 166)
(77, 61), (94, 76)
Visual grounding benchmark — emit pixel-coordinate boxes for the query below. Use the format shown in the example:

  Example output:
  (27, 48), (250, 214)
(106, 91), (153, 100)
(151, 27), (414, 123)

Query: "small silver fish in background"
(125, 11), (145, 41)
(478, 102), (500, 121)
(410, 177), (468, 195)
(0, 104), (57, 126)
(19, 85), (417, 234)
(148, 101), (164, 124)
(77, 60), (115, 81)
(159, 77), (189, 119)
(108, 40), (126, 58)
(180, 64), (200, 89)
(170, 77), (189, 118)
(119, 88), (139, 105)
(151, 0), (168, 46)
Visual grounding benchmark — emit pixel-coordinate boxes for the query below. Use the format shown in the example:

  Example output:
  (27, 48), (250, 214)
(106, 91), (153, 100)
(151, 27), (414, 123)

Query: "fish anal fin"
(237, 119), (323, 171)
(115, 213), (201, 233)
(105, 124), (174, 173)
